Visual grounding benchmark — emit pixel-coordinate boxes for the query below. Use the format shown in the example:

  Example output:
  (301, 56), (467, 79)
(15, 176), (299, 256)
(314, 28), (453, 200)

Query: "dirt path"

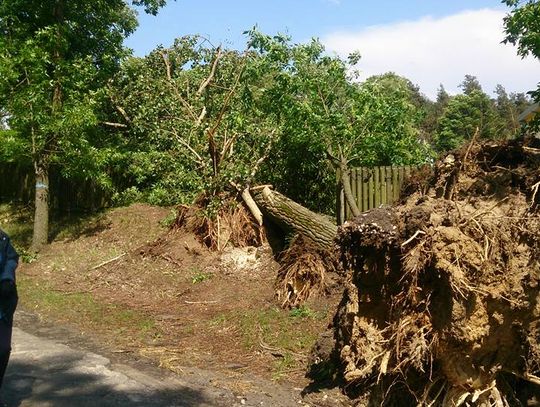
(4, 310), (306, 406)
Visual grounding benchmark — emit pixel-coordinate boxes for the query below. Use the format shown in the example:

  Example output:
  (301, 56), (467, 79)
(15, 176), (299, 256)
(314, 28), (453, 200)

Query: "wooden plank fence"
(337, 166), (413, 224)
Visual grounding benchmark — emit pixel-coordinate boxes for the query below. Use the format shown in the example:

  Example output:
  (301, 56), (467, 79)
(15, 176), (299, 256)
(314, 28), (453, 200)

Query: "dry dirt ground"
(7, 203), (348, 406)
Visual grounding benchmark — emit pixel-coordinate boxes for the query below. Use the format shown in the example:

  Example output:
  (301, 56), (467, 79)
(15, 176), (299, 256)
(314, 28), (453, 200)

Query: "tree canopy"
(106, 31), (435, 214)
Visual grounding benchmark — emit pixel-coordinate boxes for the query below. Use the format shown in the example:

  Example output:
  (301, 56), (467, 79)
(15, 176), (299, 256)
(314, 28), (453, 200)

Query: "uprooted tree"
(319, 136), (540, 405)
(108, 31), (434, 220)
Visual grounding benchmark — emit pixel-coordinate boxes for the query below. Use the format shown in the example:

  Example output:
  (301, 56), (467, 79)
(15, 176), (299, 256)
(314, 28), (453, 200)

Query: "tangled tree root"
(326, 137), (540, 406)
(275, 235), (339, 309)
(174, 197), (264, 250)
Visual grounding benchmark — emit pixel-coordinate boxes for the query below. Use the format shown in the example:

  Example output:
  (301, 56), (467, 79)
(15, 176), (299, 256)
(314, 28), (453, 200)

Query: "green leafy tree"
(509, 91), (533, 122)
(109, 31), (432, 216)
(503, 0), (540, 58)
(108, 35), (278, 207)
(0, 0), (171, 250)
(435, 88), (499, 151)
(459, 74), (483, 95)
(247, 32), (359, 213)
(247, 32), (432, 214)
(494, 84), (520, 137)
(503, 0), (540, 100)
(353, 73), (432, 167)
(421, 84), (450, 141)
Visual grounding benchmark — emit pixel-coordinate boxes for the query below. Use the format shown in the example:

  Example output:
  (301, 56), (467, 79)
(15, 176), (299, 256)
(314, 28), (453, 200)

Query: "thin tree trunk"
(31, 163), (49, 251)
(30, 0), (63, 251)
(339, 159), (361, 217)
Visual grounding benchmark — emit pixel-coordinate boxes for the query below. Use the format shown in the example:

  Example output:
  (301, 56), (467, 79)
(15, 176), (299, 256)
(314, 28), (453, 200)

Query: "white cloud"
(322, 9), (539, 100)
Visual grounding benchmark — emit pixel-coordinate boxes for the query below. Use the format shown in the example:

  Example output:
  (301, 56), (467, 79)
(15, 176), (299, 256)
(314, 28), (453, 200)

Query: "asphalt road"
(2, 311), (306, 407)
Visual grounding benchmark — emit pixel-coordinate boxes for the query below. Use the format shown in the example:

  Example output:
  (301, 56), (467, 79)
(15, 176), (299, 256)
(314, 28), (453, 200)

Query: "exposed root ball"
(174, 199), (264, 250)
(327, 137), (540, 405)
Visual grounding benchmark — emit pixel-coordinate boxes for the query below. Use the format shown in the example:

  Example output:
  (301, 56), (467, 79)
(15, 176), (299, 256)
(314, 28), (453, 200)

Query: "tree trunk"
(339, 159), (361, 218)
(31, 163), (49, 252)
(251, 186), (338, 250)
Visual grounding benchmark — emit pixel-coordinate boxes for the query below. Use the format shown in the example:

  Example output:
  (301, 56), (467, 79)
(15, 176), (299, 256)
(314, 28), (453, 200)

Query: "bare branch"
(102, 122), (128, 128)
(220, 130), (239, 163)
(91, 253), (127, 270)
(196, 46), (223, 97)
(206, 59), (245, 175)
(160, 51), (172, 81)
(195, 106), (207, 127)
(115, 105), (131, 124)
(249, 131), (276, 181)
(166, 129), (205, 166)
(157, 50), (199, 122)
(164, 73), (199, 123)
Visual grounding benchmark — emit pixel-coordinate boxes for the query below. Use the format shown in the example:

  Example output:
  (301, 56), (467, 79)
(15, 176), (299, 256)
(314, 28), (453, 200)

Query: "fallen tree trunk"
(251, 186), (338, 251)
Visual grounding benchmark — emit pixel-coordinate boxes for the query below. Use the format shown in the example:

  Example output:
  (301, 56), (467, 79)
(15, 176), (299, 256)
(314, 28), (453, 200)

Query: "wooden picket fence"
(337, 166), (413, 224)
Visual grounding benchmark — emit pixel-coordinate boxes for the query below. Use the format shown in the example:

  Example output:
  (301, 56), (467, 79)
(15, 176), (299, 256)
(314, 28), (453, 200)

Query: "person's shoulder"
(0, 229), (8, 241)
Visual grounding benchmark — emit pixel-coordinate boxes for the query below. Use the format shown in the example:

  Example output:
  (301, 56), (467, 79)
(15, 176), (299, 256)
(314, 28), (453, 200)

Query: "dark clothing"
(0, 321), (12, 388)
(0, 231), (17, 282)
(0, 230), (18, 389)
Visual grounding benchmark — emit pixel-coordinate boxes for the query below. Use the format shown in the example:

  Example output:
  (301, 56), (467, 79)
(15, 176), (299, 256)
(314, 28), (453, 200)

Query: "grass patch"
(272, 353), (296, 381)
(0, 202), (34, 247)
(50, 211), (109, 242)
(237, 307), (319, 354)
(233, 306), (323, 380)
(17, 274), (160, 341)
(210, 313), (228, 327)
(289, 305), (320, 319)
(191, 269), (213, 284)
(0, 202), (109, 248)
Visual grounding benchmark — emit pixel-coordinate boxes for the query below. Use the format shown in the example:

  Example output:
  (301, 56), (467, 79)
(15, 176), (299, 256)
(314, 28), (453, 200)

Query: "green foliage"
(460, 74), (484, 95)
(289, 305), (318, 319)
(191, 269), (213, 284)
(0, 0), (172, 246)
(494, 84), (521, 138)
(14, 246), (37, 264)
(108, 35), (278, 208)
(434, 88), (500, 151)
(105, 31), (435, 214)
(420, 84), (449, 142)
(432, 74), (532, 152)
(0, 0), (140, 169)
(503, 0), (540, 59)
(503, 0), (540, 100)
(0, 129), (30, 163)
(353, 73), (434, 167)
(248, 32), (433, 213)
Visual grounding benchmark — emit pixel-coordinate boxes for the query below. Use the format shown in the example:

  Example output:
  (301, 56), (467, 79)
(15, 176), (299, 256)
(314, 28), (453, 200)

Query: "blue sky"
(125, 1), (538, 99)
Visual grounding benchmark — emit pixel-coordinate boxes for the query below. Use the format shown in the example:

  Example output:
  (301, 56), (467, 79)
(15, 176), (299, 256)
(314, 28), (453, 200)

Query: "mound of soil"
(330, 137), (540, 405)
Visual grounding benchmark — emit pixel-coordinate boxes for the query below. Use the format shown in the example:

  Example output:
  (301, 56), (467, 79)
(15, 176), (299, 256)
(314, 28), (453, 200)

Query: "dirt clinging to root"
(331, 137), (540, 406)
